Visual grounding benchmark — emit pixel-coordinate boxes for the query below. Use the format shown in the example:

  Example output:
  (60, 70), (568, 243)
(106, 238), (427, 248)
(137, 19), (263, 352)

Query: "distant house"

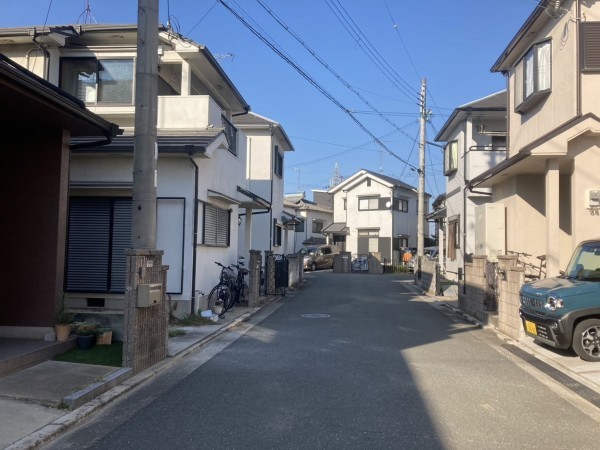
(0, 25), (269, 319)
(0, 53), (119, 337)
(233, 112), (294, 256)
(284, 191), (334, 252)
(433, 91), (507, 282)
(326, 169), (428, 261)
(469, 0), (600, 276)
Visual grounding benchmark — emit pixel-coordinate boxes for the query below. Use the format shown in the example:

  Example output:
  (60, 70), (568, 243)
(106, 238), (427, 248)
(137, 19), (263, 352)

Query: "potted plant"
(96, 327), (113, 345)
(75, 322), (98, 349)
(54, 308), (74, 342)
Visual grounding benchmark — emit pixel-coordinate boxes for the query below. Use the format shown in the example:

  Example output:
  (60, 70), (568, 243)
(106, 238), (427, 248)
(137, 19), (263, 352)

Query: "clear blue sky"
(1, 0), (539, 200)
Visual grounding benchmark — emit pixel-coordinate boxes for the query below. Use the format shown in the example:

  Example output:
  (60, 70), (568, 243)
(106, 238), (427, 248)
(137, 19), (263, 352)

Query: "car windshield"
(302, 247), (317, 255)
(564, 242), (600, 281)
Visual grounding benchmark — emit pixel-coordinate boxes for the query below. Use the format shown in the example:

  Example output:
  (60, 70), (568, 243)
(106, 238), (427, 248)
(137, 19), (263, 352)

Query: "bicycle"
(207, 262), (235, 315)
(506, 250), (546, 280)
(221, 259), (248, 315)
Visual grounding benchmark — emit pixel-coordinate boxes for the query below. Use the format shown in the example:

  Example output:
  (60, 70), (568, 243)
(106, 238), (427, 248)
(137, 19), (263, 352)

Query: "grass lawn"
(53, 341), (123, 367)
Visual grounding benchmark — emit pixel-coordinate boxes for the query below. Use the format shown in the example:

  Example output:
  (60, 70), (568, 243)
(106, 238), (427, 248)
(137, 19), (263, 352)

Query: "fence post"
(264, 250), (275, 295)
(248, 250), (262, 307)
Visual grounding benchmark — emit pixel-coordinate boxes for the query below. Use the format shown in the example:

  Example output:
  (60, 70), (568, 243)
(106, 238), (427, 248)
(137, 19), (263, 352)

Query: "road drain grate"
(302, 314), (330, 319)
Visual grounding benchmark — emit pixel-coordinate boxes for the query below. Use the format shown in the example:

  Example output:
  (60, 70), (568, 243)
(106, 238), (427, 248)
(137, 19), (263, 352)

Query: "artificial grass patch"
(53, 341), (123, 367)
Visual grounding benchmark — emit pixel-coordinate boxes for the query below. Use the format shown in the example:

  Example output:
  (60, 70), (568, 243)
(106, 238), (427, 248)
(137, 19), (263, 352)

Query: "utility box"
(137, 283), (162, 307)
(475, 203), (505, 260)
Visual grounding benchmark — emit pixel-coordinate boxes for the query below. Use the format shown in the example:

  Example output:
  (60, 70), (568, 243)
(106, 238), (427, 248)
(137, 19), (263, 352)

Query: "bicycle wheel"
(207, 283), (231, 315)
(222, 286), (238, 314)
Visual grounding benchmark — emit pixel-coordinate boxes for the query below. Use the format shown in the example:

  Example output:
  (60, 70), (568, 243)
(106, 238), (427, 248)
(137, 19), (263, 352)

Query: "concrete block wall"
(418, 258), (437, 295)
(462, 256), (487, 322)
(497, 256), (525, 340)
(122, 249), (168, 374)
(248, 250), (262, 306)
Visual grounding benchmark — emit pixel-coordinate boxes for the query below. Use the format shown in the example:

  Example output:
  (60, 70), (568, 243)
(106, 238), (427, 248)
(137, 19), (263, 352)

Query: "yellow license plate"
(525, 320), (537, 335)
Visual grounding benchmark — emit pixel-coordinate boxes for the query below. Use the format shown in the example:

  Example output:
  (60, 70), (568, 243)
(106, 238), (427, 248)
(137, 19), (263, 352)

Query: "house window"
(60, 58), (134, 104)
(515, 40), (551, 113)
(358, 197), (379, 210)
(274, 145), (284, 178)
(444, 141), (458, 175)
(343, 198), (347, 210)
(222, 115), (238, 156)
(582, 22), (600, 71)
(296, 219), (305, 233)
(273, 219), (282, 246)
(447, 216), (460, 261)
(366, 178), (371, 187)
(312, 220), (324, 233)
(66, 197), (132, 293)
(203, 203), (230, 247)
(358, 229), (379, 253)
(394, 198), (408, 212)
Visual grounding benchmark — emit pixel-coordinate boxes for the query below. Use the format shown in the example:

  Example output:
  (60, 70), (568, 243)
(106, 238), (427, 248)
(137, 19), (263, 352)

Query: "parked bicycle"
(223, 259), (248, 314)
(506, 250), (546, 280)
(207, 258), (248, 317)
(207, 262), (235, 315)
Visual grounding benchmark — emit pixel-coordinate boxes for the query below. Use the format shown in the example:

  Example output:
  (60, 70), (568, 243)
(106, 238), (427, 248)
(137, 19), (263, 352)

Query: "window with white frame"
(203, 203), (230, 247)
(447, 216), (460, 261)
(60, 58), (134, 105)
(273, 219), (282, 246)
(515, 40), (551, 113)
(444, 141), (458, 175)
(394, 198), (408, 212)
(358, 197), (379, 211)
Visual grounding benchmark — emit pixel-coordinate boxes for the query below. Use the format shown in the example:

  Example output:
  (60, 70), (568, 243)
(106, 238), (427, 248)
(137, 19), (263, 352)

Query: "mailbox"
(137, 283), (162, 307)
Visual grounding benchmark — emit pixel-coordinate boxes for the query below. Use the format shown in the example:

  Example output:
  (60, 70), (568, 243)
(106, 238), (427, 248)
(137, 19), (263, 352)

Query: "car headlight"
(544, 295), (564, 312)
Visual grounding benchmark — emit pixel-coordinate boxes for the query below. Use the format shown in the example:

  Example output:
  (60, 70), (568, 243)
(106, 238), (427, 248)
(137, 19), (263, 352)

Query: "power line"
(324, 0), (420, 104)
(255, 0), (423, 151)
(218, 0), (420, 172)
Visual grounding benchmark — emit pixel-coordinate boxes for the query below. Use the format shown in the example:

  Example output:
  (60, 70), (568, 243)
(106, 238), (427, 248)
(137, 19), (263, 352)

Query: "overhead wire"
(185, 1), (219, 35)
(217, 0), (420, 172)
(324, 0), (419, 104)
(255, 0), (423, 149)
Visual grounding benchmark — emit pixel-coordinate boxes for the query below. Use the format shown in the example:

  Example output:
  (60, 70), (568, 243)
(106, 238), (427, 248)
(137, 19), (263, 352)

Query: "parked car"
(301, 244), (341, 271)
(519, 239), (600, 361)
(424, 246), (439, 260)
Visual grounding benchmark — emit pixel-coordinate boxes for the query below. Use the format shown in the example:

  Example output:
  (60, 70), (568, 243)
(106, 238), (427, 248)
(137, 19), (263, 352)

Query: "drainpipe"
(269, 125), (274, 250)
(29, 29), (50, 81)
(576, 0), (582, 116)
(187, 149), (200, 314)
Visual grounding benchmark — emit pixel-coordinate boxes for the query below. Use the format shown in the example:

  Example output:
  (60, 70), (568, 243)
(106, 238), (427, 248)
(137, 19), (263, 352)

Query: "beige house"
(470, 0), (600, 277)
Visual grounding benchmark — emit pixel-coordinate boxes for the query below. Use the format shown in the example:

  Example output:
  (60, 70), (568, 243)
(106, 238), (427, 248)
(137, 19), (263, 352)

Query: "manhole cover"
(302, 313), (330, 319)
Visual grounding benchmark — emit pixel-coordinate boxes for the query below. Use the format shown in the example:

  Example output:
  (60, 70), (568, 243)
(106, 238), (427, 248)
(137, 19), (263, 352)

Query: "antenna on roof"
(77, 0), (97, 24)
(214, 53), (235, 61)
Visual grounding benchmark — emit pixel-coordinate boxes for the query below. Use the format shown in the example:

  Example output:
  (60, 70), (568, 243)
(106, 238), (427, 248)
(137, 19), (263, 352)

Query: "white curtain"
(537, 41), (551, 91)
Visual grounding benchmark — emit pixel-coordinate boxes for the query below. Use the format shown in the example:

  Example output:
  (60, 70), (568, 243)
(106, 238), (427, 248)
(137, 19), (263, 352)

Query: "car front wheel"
(573, 319), (600, 361)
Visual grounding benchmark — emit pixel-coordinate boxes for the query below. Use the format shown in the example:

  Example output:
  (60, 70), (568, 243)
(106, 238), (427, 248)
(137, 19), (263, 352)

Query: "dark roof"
(322, 222), (349, 234)
(70, 132), (222, 154)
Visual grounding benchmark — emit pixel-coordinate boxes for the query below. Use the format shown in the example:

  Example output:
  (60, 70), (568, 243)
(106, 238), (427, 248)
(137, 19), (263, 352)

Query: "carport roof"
(323, 222), (349, 234)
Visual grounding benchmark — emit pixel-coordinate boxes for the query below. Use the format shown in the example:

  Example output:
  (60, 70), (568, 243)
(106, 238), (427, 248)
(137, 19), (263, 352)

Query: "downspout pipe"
(187, 148), (200, 314)
(269, 125), (274, 250)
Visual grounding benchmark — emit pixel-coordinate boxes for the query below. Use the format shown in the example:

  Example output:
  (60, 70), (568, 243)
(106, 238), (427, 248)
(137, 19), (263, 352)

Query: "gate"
(267, 254), (288, 296)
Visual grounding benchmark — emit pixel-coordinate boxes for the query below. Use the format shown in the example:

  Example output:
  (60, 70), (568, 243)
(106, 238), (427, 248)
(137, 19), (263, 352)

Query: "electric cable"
(218, 0), (420, 173)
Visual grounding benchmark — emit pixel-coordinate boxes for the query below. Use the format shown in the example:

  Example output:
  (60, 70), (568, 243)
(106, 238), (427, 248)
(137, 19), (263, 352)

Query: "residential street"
(48, 272), (600, 449)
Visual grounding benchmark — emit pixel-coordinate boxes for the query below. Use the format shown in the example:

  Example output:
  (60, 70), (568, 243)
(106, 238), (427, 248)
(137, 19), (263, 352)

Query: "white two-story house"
(233, 112), (294, 257)
(284, 191), (334, 252)
(0, 24), (268, 319)
(469, 0), (600, 277)
(434, 91), (507, 282)
(326, 169), (428, 262)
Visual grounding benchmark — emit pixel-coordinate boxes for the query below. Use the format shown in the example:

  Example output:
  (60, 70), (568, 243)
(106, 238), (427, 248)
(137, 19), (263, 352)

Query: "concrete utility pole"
(132, 0), (159, 248)
(417, 78), (426, 258)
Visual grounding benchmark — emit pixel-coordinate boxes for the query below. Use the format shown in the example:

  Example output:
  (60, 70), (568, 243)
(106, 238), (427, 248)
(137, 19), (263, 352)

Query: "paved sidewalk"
(0, 302), (270, 450)
(401, 279), (600, 404)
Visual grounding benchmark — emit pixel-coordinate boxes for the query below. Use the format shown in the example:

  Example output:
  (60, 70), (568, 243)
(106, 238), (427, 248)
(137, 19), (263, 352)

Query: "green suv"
(519, 239), (600, 361)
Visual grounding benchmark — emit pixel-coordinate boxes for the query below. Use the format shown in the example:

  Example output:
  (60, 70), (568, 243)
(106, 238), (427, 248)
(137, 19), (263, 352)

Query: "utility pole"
(132, 0), (159, 249)
(417, 78), (426, 258)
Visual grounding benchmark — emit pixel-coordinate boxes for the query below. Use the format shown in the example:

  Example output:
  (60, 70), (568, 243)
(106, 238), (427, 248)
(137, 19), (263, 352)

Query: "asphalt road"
(48, 272), (600, 449)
